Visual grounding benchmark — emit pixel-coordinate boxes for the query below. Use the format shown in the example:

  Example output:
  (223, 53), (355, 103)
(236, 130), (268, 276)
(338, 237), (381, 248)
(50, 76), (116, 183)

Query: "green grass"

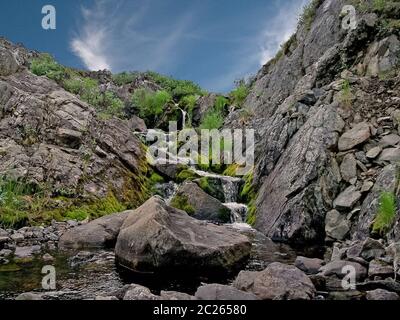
(131, 89), (172, 125)
(0, 177), (130, 228)
(144, 71), (205, 99)
(372, 191), (397, 236)
(112, 71), (139, 86)
(170, 195), (195, 215)
(176, 169), (200, 183)
(199, 109), (224, 130)
(298, 0), (323, 31)
(230, 84), (249, 108)
(30, 54), (65, 82)
(340, 79), (353, 109)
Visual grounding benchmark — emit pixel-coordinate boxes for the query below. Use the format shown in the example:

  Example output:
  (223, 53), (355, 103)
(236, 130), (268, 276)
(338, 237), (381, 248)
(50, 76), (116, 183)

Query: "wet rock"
(378, 148), (400, 162)
(42, 253), (55, 262)
(328, 291), (364, 300)
(338, 123), (370, 151)
(123, 284), (159, 301)
(360, 238), (385, 261)
(366, 146), (382, 159)
(366, 289), (399, 300)
(195, 284), (259, 300)
(340, 154), (357, 183)
(95, 296), (119, 301)
(160, 291), (196, 301)
(171, 182), (231, 223)
(115, 197), (251, 275)
(319, 260), (367, 281)
(325, 210), (350, 241)
(357, 279), (400, 294)
(14, 245), (41, 259)
(295, 256), (324, 275)
(368, 259), (394, 278)
(0, 249), (12, 257)
(233, 262), (316, 300)
(15, 293), (43, 300)
(68, 251), (95, 267)
(59, 211), (129, 249)
(333, 186), (362, 210)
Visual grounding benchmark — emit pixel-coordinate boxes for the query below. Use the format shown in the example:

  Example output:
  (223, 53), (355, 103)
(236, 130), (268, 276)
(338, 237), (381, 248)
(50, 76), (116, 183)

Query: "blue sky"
(0, 0), (308, 92)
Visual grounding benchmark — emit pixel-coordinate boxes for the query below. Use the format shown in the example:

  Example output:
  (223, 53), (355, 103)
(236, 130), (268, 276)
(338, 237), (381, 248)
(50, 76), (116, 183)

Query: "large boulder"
(171, 182), (231, 223)
(115, 197), (251, 275)
(59, 211), (130, 249)
(233, 262), (316, 300)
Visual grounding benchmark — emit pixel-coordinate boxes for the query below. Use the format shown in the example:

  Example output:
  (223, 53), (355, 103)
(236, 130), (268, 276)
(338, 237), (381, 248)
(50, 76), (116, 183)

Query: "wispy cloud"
(258, 0), (308, 65)
(70, 0), (193, 72)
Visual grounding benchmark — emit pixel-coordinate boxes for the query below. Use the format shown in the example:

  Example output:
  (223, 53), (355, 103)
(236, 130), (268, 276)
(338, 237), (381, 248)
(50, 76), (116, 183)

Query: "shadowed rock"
(115, 197), (251, 275)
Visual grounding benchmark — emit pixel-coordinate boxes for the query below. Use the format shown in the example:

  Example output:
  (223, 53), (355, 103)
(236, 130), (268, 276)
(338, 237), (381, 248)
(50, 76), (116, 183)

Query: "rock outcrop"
(0, 38), (148, 211)
(224, 0), (400, 244)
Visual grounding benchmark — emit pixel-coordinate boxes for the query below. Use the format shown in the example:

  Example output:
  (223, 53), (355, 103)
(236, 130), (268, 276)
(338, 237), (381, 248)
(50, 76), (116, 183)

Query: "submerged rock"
(233, 262), (316, 300)
(115, 197), (251, 275)
(195, 284), (259, 300)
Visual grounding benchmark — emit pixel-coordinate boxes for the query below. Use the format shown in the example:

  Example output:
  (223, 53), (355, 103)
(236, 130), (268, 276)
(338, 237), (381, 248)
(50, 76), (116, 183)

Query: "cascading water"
(191, 169), (248, 223)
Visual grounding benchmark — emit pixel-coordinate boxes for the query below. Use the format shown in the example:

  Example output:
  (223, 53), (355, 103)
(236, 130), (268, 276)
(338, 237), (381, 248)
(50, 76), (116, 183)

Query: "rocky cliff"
(227, 0), (400, 244)
(0, 38), (149, 225)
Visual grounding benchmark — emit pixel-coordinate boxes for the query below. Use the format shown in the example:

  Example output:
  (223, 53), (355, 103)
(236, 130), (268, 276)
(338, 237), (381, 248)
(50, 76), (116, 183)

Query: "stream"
(0, 127), (325, 300)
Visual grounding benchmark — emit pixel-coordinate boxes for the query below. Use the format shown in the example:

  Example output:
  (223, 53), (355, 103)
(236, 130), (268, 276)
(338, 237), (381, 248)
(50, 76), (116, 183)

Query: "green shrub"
(230, 85), (249, 107)
(132, 89), (171, 122)
(96, 91), (125, 119)
(200, 108), (224, 130)
(30, 54), (65, 82)
(180, 94), (198, 124)
(145, 71), (205, 99)
(372, 191), (397, 235)
(112, 72), (138, 86)
(170, 194), (195, 215)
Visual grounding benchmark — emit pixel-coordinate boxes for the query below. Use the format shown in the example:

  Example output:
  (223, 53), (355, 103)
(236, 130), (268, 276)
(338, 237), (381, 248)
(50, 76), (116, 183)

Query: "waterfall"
(177, 106), (187, 129)
(223, 203), (248, 223)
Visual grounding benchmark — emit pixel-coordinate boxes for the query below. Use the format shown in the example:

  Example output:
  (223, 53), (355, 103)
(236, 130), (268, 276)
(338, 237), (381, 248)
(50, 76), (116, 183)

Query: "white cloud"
(259, 0), (308, 66)
(71, 28), (111, 71)
(70, 0), (192, 73)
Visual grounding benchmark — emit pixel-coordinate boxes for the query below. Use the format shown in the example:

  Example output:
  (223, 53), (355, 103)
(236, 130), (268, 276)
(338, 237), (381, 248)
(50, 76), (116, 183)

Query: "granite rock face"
(0, 38), (148, 207)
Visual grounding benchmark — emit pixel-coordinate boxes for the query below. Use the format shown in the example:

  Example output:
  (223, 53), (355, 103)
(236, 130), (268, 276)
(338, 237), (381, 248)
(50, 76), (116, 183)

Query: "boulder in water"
(115, 196), (251, 276)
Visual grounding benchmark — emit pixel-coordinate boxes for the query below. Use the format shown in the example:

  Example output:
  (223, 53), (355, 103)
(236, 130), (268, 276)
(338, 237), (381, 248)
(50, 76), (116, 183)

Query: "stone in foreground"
(195, 284), (259, 300)
(233, 262), (316, 300)
(115, 197), (251, 275)
(59, 211), (130, 249)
